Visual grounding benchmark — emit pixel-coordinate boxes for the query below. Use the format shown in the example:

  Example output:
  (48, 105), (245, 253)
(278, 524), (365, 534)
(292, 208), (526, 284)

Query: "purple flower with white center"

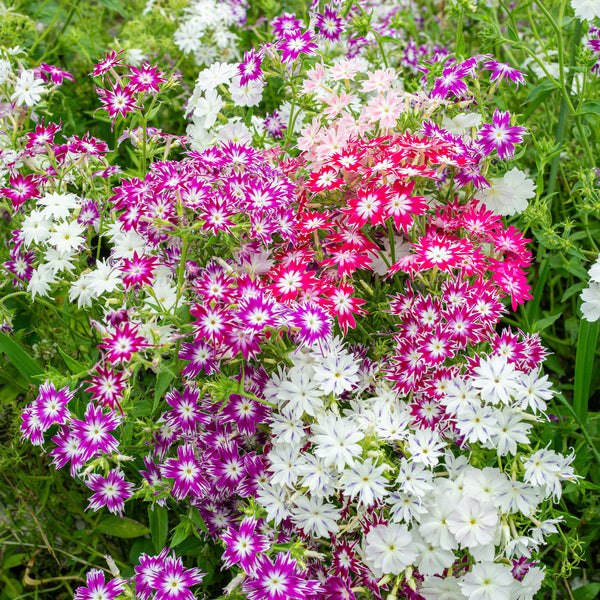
(431, 65), (470, 99)
(178, 341), (218, 378)
(243, 552), (322, 600)
(134, 549), (171, 600)
(220, 515), (271, 574)
(153, 553), (204, 600)
(4, 248), (36, 286)
(315, 6), (344, 42)
(140, 455), (167, 507)
(160, 443), (209, 500)
(85, 469), (134, 516)
(238, 48), (264, 86)
(220, 393), (269, 436)
(20, 405), (46, 445)
(164, 386), (208, 433)
(33, 379), (74, 429)
(212, 447), (246, 491)
(264, 110), (286, 140)
(271, 13), (304, 40)
(512, 556), (538, 581)
(74, 568), (125, 600)
(290, 302), (332, 348)
(279, 30), (318, 64)
(48, 425), (86, 475)
(483, 59), (526, 88)
(478, 109), (527, 160)
(71, 401), (122, 462)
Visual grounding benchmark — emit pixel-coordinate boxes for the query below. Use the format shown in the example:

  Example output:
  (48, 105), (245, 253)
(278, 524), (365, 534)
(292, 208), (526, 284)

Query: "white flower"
(125, 48), (146, 66)
(69, 271), (97, 308)
(277, 365), (324, 418)
(462, 467), (510, 507)
(396, 458), (434, 497)
(388, 491), (428, 523)
(88, 259), (122, 296)
(497, 480), (540, 516)
(44, 248), (75, 274)
(296, 454), (336, 498)
(174, 19), (205, 54)
(441, 112), (482, 135)
(518, 566), (545, 600)
(217, 120), (252, 145)
(588, 253), (600, 282)
(291, 495), (340, 538)
(421, 575), (463, 600)
(229, 75), (264, 107)
(27, 264), (56, 300)
(447, 497), (498, 548)
(418, 498), (458, 551)
(11, 70), (46, 107)
(339, 458), (388, 507)
(413, 536), (456, 576)
(459, 561), (516, 600)
(488, 407), (532, 456)
(47, 220), (85, 255)
(195, 62), (238, 91)
(455, 403), (496, 444)
(571, 0), (600, 20)
(255, 483), (290, 525)
(512, 369), (553, 413)
(312, 350), (360, 396)
(310, 415), (364, 470)
(407, 429), (446, 467)
(22, 210), (52, 246)
(471, 354), (519, 405)
(269, 412), (306, 448)
(192, 88), (224, 129)
(581, 282), (600, 321)
(38, 192), (80, 221)
(267, 444), (304, 488)
(0, 59), (12, 84)
(521, 448), (562, 490)
(364, 523), (417, 576)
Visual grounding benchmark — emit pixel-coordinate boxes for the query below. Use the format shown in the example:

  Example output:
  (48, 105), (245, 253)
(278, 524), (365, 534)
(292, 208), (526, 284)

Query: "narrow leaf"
(149, 505), (169, 553)
(0, 332), (43, 382)
(573, 319), (599, 423)
(96, 516), (150, 538)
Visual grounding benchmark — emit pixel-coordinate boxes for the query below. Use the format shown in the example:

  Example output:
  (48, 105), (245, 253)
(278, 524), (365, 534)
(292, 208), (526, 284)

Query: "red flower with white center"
(119, 252), (158, 288)
(164, 387), (207, 433)
(97, 82), (141, 125)
(237, 296), (280, 331)
(443, 305), (482, 346)
(488, 225), (532, 263)
(329, 282), (368, 334)
(298, 210), (335, 234)
(385, 180), (427, 233)
(190, 304), (232, 343)
(128, 63), (165, 94)
(320, 244), (373, 278)
(39, 63), (75, 85)
(343, 185), (389, 228)
(490, 262), (533, 310)
(420, 326), (455, 365)
(305, 168), (344, 193)
(329, 146), (366, 172)
(224, 325), (262, 360)
(69, 132), (109, 156)
(1, 173), (41, 211)
(91, 49), (128, 78)
(85, 364), (128, 410)
(220, 393), (269, 435)
(98, 322), (150, 363)
(25, 120), (61, 148)
(268, 261), (317, 303)
(152, 553), (205, 600)
(71, 401), (122, 462)
(412, 234), (469, 272)
(460, 203), (502, 237)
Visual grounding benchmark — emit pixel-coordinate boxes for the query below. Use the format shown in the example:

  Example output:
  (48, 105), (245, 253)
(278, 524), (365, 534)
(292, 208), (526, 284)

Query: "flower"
(459, 561), (516, 600)
(85, 469), (134, 515)
(571, 0), (600, 20)
(12, 70), (46, 106)
(74, 569), (125, 600)
(478, 109), (527, 160)
(364, 523), (417, 576)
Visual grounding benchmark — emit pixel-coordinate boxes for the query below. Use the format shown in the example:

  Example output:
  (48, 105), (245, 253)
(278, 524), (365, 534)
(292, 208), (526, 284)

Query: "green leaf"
(153, 369), (175, 414)
(0, 332), (43, 382)
(189, 507), (209, 535)
(532, 312), (562, 333)
(561, 282), (586, 303)
(573, 319), (599, 424)
(97, 0), (129, 17)
(572, 583), (600, 600)
(578, 101), (600, 117)
(57, 347), (86, 374)
(170, 521), (192, 548)
(523, 80), (558, 121)
(96, 515), (150, 539)
(149, 505), (169, 553)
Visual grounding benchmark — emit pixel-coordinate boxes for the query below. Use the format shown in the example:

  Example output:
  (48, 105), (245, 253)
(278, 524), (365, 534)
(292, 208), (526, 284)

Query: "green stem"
(30, 0), (66, 54)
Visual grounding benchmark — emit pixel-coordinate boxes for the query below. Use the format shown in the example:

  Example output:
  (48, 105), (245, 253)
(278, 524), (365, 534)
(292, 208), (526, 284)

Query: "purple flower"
(315, 6), (344, 42)
(135, 549), (171, 600)
(71, 401), (122, 462)
(48, 425), (86, 475)
(243, 552), (323, 600)
(279, 30), (318, 63)
(160, 443), (209, 500)
(34, 379), (74, 429)
(74, 569), (125, 600)
(85, 469), (134, 516)
(153, 553), (204, 600)
(478, 109), (527, 160)
(483, 59), (526, 88)
(220, 515), (270, 574)
(238, 49), (264, 86)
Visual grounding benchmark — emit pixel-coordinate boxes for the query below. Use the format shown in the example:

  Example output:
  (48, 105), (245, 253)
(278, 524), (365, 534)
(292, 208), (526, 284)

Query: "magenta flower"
(238, 49), (264, 86)
(478, 109), (527, 160)
(33, 379), (73, 429)
(483, 59), (526, 88)
(98, 322), (150, 363)
(129, 62), (166, 94)
(39, 63), (74, 85)
(91, 49), (128, 78)
(97, 82), (141, 125)
(279, 30), (318, 63)
(135, 549), (171, 599)
(48, 426), (86, 475)
(85, 469), (134, 516)
(71, 401), (122, 462)
(220, 515), (270, 574)
(160, 443), (209, 500)
(85, 364), (128, 410)
(74, 569), (125, 600)
(290, 302), (332, 348)
(243, 553), (323, 600)
(152, 553), (205, 600)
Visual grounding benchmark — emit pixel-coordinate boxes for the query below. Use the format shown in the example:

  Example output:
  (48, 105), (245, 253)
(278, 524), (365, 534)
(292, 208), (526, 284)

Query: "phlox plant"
(0, 1), (595, 600)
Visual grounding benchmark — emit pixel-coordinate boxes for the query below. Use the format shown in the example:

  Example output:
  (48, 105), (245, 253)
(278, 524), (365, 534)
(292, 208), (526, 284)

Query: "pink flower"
(85, 469), (133, 516)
